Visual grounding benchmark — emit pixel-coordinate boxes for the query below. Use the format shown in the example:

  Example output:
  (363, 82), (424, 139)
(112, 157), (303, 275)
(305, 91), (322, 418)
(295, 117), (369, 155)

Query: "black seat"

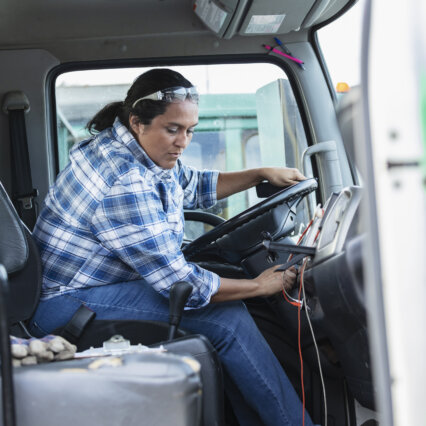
(0, 180), (224, 426)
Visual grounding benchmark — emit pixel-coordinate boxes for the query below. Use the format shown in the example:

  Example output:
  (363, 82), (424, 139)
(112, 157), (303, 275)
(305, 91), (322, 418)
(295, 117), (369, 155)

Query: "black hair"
(86, 68), (194, 134)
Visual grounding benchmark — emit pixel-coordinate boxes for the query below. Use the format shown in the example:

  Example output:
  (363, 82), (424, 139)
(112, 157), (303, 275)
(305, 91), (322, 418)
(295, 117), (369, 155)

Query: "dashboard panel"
(305, 186), (374, 408)
(314, 186), (362, 265)
(190, 184), (373, 409)
(189, 183), (374, 410)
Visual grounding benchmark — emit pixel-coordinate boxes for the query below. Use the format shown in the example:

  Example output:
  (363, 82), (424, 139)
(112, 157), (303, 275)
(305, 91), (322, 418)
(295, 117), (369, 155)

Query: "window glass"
(55, 63), (310, 233)
(316, 1), (364, 92)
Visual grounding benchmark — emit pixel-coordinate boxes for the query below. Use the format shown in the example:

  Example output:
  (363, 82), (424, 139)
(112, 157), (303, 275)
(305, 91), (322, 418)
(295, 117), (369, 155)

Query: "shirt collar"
(111, 117), (173, 180)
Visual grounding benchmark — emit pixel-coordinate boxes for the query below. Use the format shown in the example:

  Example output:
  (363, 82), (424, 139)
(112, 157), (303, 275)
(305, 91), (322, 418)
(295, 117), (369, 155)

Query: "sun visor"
(192, 0), (350, 39)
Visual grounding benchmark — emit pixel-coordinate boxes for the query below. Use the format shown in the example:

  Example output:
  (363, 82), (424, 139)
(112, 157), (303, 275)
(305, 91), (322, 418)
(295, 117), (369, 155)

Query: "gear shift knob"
(168, 281), (193, 341)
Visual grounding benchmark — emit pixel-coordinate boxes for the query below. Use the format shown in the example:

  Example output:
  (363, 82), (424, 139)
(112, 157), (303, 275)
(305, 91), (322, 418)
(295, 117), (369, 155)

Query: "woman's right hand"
(254, 265), (297, 296)
(212, 266), (298, 303)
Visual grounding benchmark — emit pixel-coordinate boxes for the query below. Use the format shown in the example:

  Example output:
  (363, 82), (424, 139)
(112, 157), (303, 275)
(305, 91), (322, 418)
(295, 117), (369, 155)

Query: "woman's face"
(130, 100), (198, 169)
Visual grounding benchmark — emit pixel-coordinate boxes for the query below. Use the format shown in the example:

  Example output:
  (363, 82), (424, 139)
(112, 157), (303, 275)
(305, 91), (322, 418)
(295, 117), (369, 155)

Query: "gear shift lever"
(167, 281), (193, 341)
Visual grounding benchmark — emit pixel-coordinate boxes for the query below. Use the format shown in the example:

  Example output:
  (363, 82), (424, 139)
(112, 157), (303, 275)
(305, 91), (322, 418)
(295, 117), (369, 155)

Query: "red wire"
(297, 219), (314, 244)
(283, 219), (314, 307)
(298, 259), (308, 426)
(298, 229), (321, 425)
(280, 218), (320, 425)
(282, 287), (301, 307)
(314, 228), (321, 243)
(287, 219), (314, 263)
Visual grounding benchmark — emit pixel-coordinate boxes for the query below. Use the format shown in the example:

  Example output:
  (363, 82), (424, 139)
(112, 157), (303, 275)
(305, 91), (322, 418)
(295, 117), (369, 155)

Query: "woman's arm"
(211, 266), (297, 303)
(216, 167), (306, 200)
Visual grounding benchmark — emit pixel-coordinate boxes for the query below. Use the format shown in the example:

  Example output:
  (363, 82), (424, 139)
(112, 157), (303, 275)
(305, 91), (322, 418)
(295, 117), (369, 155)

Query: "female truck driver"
(29, 69), (314, 426)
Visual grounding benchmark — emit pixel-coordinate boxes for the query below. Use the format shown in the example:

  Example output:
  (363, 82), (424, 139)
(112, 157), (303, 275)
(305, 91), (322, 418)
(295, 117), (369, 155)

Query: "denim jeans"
(29, 280), (314, 426)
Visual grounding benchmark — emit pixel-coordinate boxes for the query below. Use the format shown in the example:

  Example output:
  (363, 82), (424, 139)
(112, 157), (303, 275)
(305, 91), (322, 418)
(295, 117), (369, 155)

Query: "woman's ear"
(129, 114), (144, 136)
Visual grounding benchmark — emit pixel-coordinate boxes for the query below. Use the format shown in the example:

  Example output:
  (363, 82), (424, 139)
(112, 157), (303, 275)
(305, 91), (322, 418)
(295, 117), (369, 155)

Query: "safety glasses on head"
(132, 86), (199, 108)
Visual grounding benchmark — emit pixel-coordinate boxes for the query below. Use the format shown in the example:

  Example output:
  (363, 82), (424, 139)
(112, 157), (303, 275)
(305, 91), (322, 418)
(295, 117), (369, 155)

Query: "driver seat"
(0, 179), (224, 426)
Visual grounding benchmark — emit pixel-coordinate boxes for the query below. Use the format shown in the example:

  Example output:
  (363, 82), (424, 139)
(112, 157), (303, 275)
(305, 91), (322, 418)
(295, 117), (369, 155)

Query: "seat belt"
(2, 91), (38, 231)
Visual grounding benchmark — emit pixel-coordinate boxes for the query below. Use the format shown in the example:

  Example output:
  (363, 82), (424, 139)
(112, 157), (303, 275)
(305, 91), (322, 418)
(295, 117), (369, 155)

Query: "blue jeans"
(29, 280), (314, 426)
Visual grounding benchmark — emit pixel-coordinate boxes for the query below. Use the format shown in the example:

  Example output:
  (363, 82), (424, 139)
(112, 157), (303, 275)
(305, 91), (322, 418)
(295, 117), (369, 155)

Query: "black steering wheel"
(183, 178), (318, 264)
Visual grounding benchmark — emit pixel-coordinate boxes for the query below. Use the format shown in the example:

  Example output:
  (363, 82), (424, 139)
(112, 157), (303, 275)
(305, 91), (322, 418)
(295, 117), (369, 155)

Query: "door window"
(55, 63), (310, 231)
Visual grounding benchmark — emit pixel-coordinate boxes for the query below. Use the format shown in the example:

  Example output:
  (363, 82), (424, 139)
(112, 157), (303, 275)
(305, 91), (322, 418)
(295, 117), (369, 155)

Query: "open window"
(55, 63), (312, 239)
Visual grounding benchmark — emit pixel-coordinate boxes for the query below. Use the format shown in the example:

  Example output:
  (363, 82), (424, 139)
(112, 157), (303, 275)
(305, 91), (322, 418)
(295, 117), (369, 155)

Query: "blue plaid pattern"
(33, 118), (220, 309)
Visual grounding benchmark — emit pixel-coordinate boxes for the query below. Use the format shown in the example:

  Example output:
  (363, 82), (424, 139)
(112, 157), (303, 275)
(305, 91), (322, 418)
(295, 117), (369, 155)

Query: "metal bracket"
(16, 189), (39, 210)
(302, 140), (343, 216)
(2, 91), (31, 114)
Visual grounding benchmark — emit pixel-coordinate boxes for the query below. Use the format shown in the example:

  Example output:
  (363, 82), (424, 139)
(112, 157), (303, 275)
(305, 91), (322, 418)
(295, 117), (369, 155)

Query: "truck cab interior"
(1, 0), (425, 425)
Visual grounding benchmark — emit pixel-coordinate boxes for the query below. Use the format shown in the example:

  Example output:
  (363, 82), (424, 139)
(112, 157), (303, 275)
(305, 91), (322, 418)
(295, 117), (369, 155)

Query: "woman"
(29, 69), (313, 425)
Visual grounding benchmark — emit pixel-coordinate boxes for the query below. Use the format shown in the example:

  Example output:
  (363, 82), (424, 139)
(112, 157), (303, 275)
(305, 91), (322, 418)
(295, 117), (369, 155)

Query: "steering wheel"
(183, 178), (318, 263)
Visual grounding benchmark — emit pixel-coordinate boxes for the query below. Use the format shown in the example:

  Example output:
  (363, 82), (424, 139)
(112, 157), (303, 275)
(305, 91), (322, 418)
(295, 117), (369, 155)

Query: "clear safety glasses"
(132, 86), (199, 108)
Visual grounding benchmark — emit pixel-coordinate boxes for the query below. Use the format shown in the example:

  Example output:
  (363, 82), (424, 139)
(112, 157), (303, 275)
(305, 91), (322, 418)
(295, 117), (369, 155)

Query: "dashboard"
(185, 183), (374, 409)
(272, 185), (373, 409)
(314, 186), (362, 265)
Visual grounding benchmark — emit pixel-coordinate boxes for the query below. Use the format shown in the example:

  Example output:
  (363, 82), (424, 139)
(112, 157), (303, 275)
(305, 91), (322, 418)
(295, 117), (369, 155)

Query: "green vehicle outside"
(57, 90), (258, 220)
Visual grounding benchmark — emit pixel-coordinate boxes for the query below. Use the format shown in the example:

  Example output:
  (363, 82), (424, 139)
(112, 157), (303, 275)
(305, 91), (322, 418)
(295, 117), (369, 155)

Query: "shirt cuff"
(198, 169), (219, 209)
(185, 268), (221, 310)
(210, 170), (219, 206)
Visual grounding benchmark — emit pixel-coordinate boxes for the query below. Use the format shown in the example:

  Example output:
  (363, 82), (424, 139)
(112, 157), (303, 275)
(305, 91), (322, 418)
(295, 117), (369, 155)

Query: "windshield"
(317, 1), (364, 92)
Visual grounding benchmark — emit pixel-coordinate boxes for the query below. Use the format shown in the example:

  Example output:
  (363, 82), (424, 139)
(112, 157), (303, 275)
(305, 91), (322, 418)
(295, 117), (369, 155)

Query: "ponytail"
(86, 102), (123, 134)
(86, 69), (195, 135)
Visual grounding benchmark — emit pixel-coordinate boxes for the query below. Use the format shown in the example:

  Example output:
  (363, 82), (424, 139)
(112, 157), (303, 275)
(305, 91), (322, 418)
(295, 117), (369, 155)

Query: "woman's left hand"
(261, 167), (306, 187)
(216, 167), (307, 200)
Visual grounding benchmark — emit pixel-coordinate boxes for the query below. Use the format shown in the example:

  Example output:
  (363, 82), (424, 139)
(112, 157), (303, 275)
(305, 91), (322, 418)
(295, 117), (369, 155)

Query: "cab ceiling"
(0, 0), (353, 62)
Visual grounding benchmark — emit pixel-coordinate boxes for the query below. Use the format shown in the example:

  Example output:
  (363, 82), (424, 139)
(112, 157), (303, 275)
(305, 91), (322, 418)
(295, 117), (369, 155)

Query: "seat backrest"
(0, 181), (42, 325)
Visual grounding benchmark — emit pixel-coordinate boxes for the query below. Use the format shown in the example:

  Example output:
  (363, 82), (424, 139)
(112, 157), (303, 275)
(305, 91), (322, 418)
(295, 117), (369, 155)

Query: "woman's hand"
(212, 266), (298, 302)
(260, 167), (306, 187)
(216, 167), (306, 200)
(254, 265), (298, 296)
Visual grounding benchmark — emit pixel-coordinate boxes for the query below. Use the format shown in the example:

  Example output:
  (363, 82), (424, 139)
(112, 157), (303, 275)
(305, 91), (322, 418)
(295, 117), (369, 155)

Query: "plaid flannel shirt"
(33, 118), (220, 309)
